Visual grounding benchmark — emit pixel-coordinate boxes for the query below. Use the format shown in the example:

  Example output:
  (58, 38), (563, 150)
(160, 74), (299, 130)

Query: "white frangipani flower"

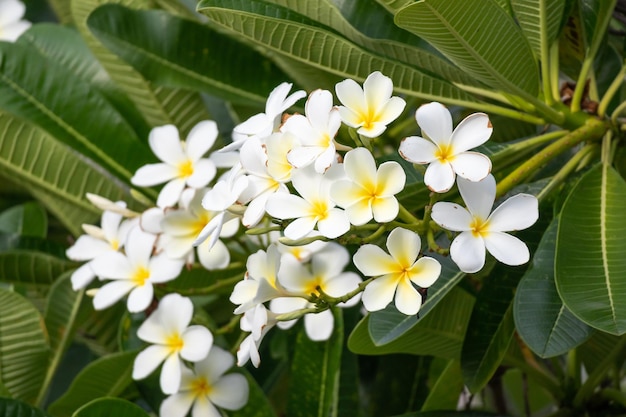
(90, 227), (184, 312)
(399, 102), (492, 193)
(160, 188), (239, 270)
(133, 293), (213, 395)
(271, 243), (362, 341)
(228, 82), (306, 149)
(266, 164), (349, 240)
(330, 148), (406, 226)
(159, 346), (249, 417)
(237, 304), (276, 368)
(431, 175), (538, 273)
(335, 71), (406, 138)
(0, 0), (31, 42)
(353, 227), (441, 315)
(283, 89), (342, 173)
(66, 203), (136, 290)
(131, 121), (219, 208)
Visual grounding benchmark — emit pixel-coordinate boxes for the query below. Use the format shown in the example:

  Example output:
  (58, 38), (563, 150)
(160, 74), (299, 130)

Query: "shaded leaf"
(511, 0), (567, 57)
(395, 0), (539, 97)
(0, 289), (49, 404)
(229, 370), (278, 417)
(0, 398), (51, 417)
(73, 398), (149, 417)
(349, 288), (474, 358)
(514, 218), (593, 358)
(0, 250), (73, 287)
(48, 351), (136, 417)
(421, 359), (463, 411)
(0, 202), (47, 237)
(287, 309), (343, 417)
(555, 164), (626, 335)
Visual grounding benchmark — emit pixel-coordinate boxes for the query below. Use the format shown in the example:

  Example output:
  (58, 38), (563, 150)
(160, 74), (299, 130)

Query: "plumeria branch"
(536, 144), (598, 202)
(495, 117), (608, 198)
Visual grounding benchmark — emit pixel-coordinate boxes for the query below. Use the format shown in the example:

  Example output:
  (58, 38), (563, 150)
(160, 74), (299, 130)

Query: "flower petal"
(335, 78), (365, 115)
(180, 325), (213, 362)
(377, 96), (406, 125)
(484, 232), (530, 266)
(386, 227), (420, 267)
(148, 253), (184, 283)
(450, 152), (492, 182)
(343, 148), (377, 186)
(126, 283), (153, 313)
(449, 112), (492, 152)
(186, 159), (216, 188)
(284, 216), (318, 241)
(266, 193), (310, 220)
(70, 263), (97, 290)
(192, 396), (222, 417)
(364, 71), (393, 113)
(487, 194), (538, 232)
(457, 175), (495, 220)
(159, 392), (196, 417)
(186, 120), (218, 159)
(93, 280), (136, 310)
(305, 309), (335, 341)
(131, 163), (178, 187)
(399, 136), (438, 164)
(376, 161), (406, 196)
(345, 198), (373, 226)
(149, 125), (185, 164)
(125, 227), (157, 268)
(408, 256), (442, 288)
(361, 274), (398, 312)
(431, 202), (473, 232)
(155, 293), (193, 335)
(415, 102), (453, 145)
(324, 272), (362, 307)
(450, 231), (486, 273)
(372, 196), (399, 223)
(0, 0), (26, 26)
(424, 161), (455, 193)
(353, 244), (396, 276)
(132, 344), (170, 379)
(394, 279), (422, 315)
(209, 373), (249, 410)
(316, 209), (350, 239)
(161, 352), (183, 394)
(157, 178), (187, 208)
(195, 345), (234, 382)
(66, 235), (110, 261)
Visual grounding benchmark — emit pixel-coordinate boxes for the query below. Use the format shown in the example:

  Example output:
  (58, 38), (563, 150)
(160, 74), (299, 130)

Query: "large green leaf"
(420, 359), (463, 411)
(395, 0), (539, 98)
(348, 287), (474, 358)
(461, 265), (521, 393)
(37, 273), (86, 406)
(0, 43), (149, 181)
(87, 5), (294, 106)
(555, 164), (626, 335)
(72, 398), (149, 417)
(265, 0), (479, 87)
(374, 0), (414, 14)
(0, 113), (136, 235)
(0, 289), (49, 404)
(198, 0), (484, 108)
(0, 251), (74, 286)
(71, 0), (211, 136)
(16, 24), (150, 140)
(287, 309), (343, 417)
(47, 0), (73, 24)
(367, 252), (465, 346)
(0, 398), (51, 417)
(514, 218), (593, 358)
(48, 351), (136, 417)
(511, 0), (567, 57)
(0, 202), (47, 237)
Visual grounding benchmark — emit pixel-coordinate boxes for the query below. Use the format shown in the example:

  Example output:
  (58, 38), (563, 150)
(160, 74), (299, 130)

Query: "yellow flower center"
(435, 143), (455, 163)
(110, 239), (119, 251)
(191, 377), (212, 396)
(165, 333), (184, 354)
(311, 200), (329, 220)
(470, 217), (489, 238)
(305, 276), (324, 296)
(178, 159), (194, 178)
(131, 266), (150, 286)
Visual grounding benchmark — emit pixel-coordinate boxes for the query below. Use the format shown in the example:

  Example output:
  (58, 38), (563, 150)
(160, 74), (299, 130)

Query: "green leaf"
(88, 5), (295, 107)
(198, 0), (483, 108)
(374, 0), (414, 14)
(47, 0), (73, 24)
(514, 218), (593, 358)
(511, 0), (567, 57)
(48, 351), (136, 417)
(0, 202), (47, 237)
(555, 164), (626, 335)
(72, 398), (149, 417)
(0, 398), (51, 417)
(368, 252), (465, 346)
(0, 113), (137, 236)
(287, 309), (343, 417)
(0, 250), (74, 286)
(395, 0), (539, 97)
(229, 370), (278, 417)
(71, 0), (211, 136)
(16, 24), (151, 140)
(38, 273), (86, 406)
(391, 412), (505, 417)
(461, 265), (521, 393)
(0, 43), (149, 181)
(349, 287), (474, 358)
(421, 359), (463, 411)
(0, 289), (49, 404)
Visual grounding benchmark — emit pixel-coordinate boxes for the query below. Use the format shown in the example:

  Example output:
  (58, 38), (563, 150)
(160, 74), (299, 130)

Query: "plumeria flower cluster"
(66, 70), (539, 409)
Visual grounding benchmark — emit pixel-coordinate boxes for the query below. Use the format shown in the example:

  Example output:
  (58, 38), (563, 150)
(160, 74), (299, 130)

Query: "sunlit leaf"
(48, 351), (136, 417)
(511, 0), (567, 57)
(514, 218), (593, 357)
(0, 289), (49, 404)
(395, 0), (539, 97)
(555, 163), (626, 335)
(72, 398), (149, 417)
